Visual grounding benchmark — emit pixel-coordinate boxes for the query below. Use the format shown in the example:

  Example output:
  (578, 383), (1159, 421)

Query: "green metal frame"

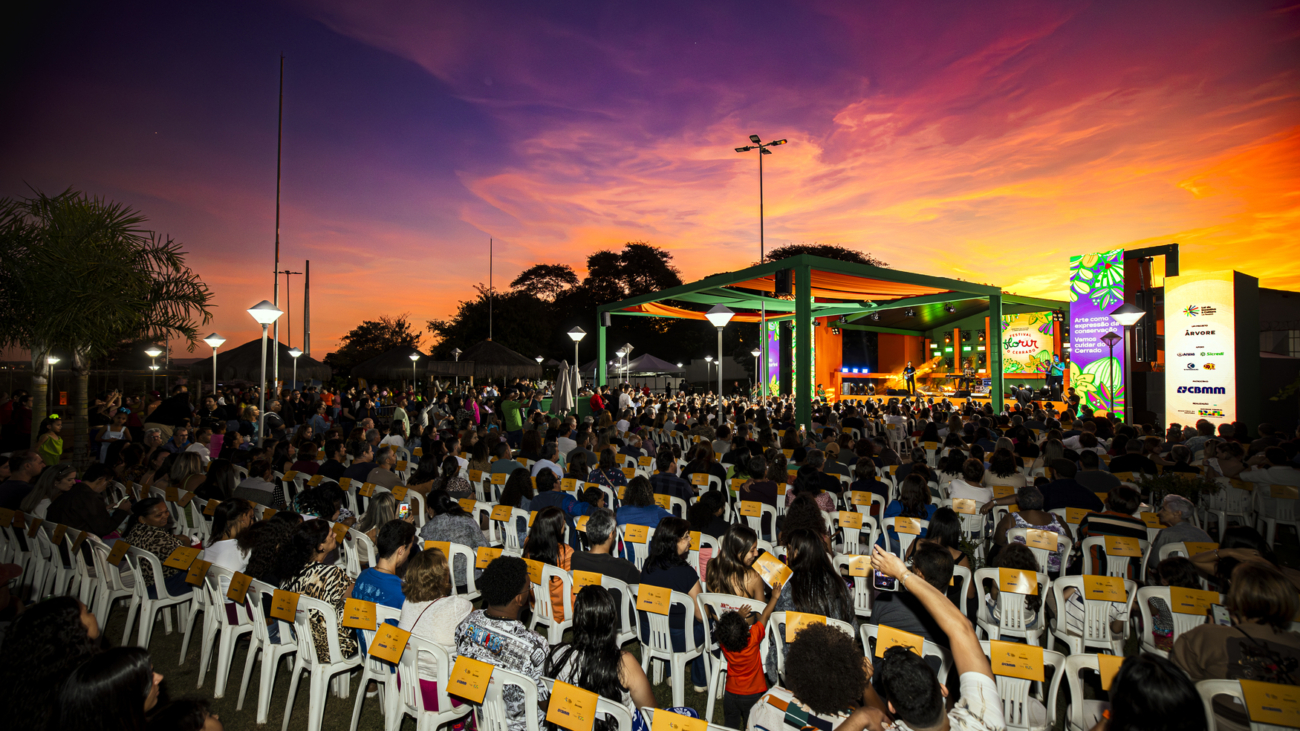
(596, 253), (1063, 429)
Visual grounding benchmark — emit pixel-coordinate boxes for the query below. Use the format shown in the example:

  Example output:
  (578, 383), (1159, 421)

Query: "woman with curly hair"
(748, 622), (867, 731)
(0, 596), (103, 731)
(983, 447), (1026, 489)
(398, 548), (473, 714)
(278, 518), (358, 660)
(545, 586), (656, 725)
(615, 475), (671, 528)
(705, 524), (765, 601)
(243, 511), (303, 586)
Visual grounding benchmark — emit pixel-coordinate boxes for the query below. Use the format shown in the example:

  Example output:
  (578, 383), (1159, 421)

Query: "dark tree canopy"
(324, 315), (422, 374)
(510, 263), (579, 302)
(764, 243), (887, 268)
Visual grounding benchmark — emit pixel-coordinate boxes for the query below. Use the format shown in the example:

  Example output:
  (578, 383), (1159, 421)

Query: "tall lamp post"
(704, 355), (714, 392)
(288, 347), (303, 391)
(751, 348), (761, 395)
(735, 134), (786, 398)
(567, 327), (585, 394)
(706, 305), (735, 398)
(410, 352), (421, 393)
(451, 348), (463, 391)
(248, 300), (284, 445)
(615, 349), (626, 385)
(203, 333), (225, 396)
(1108, 302), (1147, 424)
(622, 344), (634, 386)
(144, 346), (163, 391)
(1099, 332), (1123, 417)
(47, 355), (60, 415)
(534, 355), (543, 387)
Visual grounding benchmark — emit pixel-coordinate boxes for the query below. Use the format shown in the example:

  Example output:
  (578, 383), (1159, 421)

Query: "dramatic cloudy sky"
(4, 0), (1298, 355)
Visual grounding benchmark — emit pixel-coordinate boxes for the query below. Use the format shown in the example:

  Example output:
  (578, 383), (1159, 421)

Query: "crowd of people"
(0, 378), (1297, 731)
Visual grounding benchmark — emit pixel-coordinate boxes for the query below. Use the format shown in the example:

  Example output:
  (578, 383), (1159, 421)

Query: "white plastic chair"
(121, 546), (194, 650)
(1047, 576), (1136, 655)
(196, 565), (256, 697)
(619, 525), (655, 569)
(1203, 480), (1254, 537)
(768, 611), (855, 681)
(494, 507), (530, 555)
(1080, 536), (1147, 580)
(348, 604), (403, 731)
(980, 640), (1065, 730)
(87, 540), (134, 629)
(236, 578), (299, 724)
(637, 588), (705, 709)
(1006, 527), (1073, 576)
(831, 555), (874, 618)
(973, 567), (1048, 646)
(392, 635), (474, 731)
(281, 594), (366, 731)
(880, 517), (929, 557)
(1049, 654), (1112, 731)
(1257, 490), (1299, 546)
(1195, 678), (1292, 731)
(859, 623), (953, 682)
(477, 665), (542, 731)
(1134, 586), (1221, 658)
(528, 563), (574, 644)
(539, 677), (635, 731)
(439, 542), (481, 601)
(836, 515), (879, 556)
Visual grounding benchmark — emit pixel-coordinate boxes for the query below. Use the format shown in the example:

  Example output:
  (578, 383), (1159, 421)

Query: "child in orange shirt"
(716, 588), (780, 728)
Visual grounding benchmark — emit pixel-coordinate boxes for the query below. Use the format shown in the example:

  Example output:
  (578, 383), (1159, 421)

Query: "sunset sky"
(4, 0), (1298, 357)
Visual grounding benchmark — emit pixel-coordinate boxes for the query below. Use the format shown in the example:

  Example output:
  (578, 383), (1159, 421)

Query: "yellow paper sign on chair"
(839, 511), (862, 530)
(690, 473), (709, 486)
(1065, 508), (1092, 524)
(163, 546), (200, 572)
(637, 585), (672, 615)
(1140, 512), (1166, 529)
(342, 598), (378, 630)
(491, 505), (513, 521)
(1169, 587), (1220, 616)
(847, 555), (871, 577)
(753, 552), (792, 588)
(475, 547), (503, 569)
(1083, 576), (1127, 603)
(1183, 542), (1218, 557)
(1097, 653), (1124, 690)
(850, 491), (872, 506)
(390, 486), (408, 501)
(998, 568), (1038, 595)
(185, 559), (212, 586)
(989, 640), (1045, 682)
(107, 539), (131, 565)
(458, 498), (478, 513)
(424, 540), (452, 558)
(1240, 679), (1300, 728)
(524, 558), (545, 585)
(653, 494), (671, 509)
(1023, 529), (1059, 552)
(1104, 536), (1142, 557)
(624, 525), (648, 543)
(689, 531), (700, 551)
(575, 515), (590, 532)
(448, 655), (493, 703)
(651, 709), (707, 731)
(270, 590), (300, 622)
(785, 611), (826, 642)
(491, 472), (509, 486)
(739, 500), (761, 517)
(369, 623), (412, 665)
(874, 624), (924, 658)
(893, 517), (921, 535)
(358, 482), (376, 497)
(572, 570), (603, 593)
(226, 572), (252, 604)
(546, 680), (600, 731)
(992, 486), (1015, 500)
(952, 499), (977, 515)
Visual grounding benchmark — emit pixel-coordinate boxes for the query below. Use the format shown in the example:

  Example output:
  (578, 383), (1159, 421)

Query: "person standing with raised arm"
(835, 545), (1004, 731)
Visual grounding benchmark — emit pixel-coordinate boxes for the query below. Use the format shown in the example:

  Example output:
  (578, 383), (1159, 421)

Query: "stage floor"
(838, 392), (1068, 412)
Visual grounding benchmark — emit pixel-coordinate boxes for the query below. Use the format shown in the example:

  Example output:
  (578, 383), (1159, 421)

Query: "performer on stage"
(903, 361), (917, 394)
(1047, 354), (1065, 397)
(959, 361), (976, 391)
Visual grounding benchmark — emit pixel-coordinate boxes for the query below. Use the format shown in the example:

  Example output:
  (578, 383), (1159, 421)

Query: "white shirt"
(615, 419), (630, 433)
(380, 435), (406, 450)
(885, 673), (1006, 731)
(200, 538), (251, 600)
(400, 595), (473, 676)
(557, 436), (577, 457)
(948, 479), (993, 504)
(530, 459), (563, 479)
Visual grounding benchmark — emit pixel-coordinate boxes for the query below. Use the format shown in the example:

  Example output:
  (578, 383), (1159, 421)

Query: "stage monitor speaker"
(601, 312), (612, 327)
(774, 269), (792, 296)
(886, 388), (910, 396)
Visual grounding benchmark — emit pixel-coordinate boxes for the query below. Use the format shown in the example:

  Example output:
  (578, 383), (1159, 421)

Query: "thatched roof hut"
(187, 339), (331, 384)
(457, 340), (541, 382)
(350, 347), (430, 381)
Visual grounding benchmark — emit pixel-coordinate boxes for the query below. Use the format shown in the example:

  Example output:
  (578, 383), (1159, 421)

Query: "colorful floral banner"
(1068, 249), (1126, 413)
(1000, 312), (1055, 374)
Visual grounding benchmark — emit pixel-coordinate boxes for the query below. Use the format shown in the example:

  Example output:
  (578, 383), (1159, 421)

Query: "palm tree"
(0, 189), (214, 458)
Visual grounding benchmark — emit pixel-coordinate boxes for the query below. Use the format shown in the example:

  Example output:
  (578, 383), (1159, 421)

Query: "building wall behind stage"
(879, 334), (924, 374)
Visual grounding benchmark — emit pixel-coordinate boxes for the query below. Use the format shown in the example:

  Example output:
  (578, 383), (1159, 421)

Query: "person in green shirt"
(502, 390), (524, 447)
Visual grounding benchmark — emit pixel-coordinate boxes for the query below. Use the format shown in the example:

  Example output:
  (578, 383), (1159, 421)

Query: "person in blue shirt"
(351, 519), (417, 652)
(529, 469), (578, 548)
(879, 473), (937, 553)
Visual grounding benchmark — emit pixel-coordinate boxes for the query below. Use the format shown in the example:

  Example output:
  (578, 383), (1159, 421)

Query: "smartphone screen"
(1210, 603), (1232, 626)
(397, 503), (410, 519)
(873, 569), (897, 592)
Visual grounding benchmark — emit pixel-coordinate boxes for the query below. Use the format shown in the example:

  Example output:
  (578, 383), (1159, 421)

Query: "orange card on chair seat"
(342, 598), (378, 630)
(448, 655), (493, 703)
(546, 680), (600, 731)
(163, 546), (200, 571)
(269, 590), (300, 622)
(368, 623), (411, 665)
(636, 585), (672, 615)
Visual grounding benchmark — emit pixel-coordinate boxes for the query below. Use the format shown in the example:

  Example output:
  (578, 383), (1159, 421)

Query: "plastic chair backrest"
(598, 574), (639, 645)
(478, 665), (541, 731)
(620, 525), (655, 569)
(398, 634), (458, 716)
(1135, 586), (1218, 655)
(837, 515), (880, 556)
(859, 623), (953, 681)
(203, 564), (252, 628)
(881, 517), (929, 557)
(831, 555), (873, 617)
(126, 545), (179, 600)
(638, 589), (699, 654)
(1051, 576), (1136, 649)
(1006, 527), (1073, 575)
(532, 563), (573, 626)
(292, 594), (349, 667)
(1081, 536), (1145, 579)
(979, 640), (1064, 730)
(973, 567), (1047, 634)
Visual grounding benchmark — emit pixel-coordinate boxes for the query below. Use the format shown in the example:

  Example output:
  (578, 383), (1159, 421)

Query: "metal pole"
(759, 147), (766, 398)
(273, 56), (284, 395)
(211, 346), (218, 395)
(717, 327), (724, 397)
(259, 323), (269, 445)
(150, 356), (156, 390)
(1107, 340), (1116, 415)
(304, 259), (311, 357)
(573, 341), (580, 395)
(292, 357), (298, 392)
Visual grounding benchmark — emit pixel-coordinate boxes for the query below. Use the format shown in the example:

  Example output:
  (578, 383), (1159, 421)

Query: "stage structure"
(594, 254), (1066, 431)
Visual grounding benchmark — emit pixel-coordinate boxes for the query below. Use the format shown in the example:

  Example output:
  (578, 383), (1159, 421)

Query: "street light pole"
(47, 356), (60, 415)
(1108, 303), (1147, 424)
(410, 352), (421, 393)
(144, 346), (162, 391)
(248, 300), (284, 446)
(289, 347), (303, 391)
(1100, 332), (1122, 417)
(735, 135), (786, 399)
(568, 327), (586, 395)
(203, 334), (225, 397)
(706, 305), (735, 399)
(451, 348), (462, 391)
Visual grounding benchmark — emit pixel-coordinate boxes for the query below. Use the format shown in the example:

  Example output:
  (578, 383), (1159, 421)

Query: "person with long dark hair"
(202, 498), (255, 578)
(523, 506), (573, 622)
(589, 448), (627, 490)
(769, 528), (856, 676)
(1106, 654), (1207, 731)
(545, 586), (656, 723)
(49, 646), (162, 731)
(686, 489), (729, 539)
(277, 518), (358, 660)
(639, 516), (708, 691)
(786, 463), (835, 512)
(705, 524), (764, 601)
(433, 454), (472, 500)
(242, 510), (302, 586)
(194, 458), (238, 503)
(0, 596), (103, 731)
(615, 475), (671, 528)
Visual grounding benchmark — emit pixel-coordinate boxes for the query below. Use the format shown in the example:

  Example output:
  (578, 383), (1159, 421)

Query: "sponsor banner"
(1000, 312), (1056, 375)
(1068, 249), (1126, 413)
(1165, 272), (1236, 426)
